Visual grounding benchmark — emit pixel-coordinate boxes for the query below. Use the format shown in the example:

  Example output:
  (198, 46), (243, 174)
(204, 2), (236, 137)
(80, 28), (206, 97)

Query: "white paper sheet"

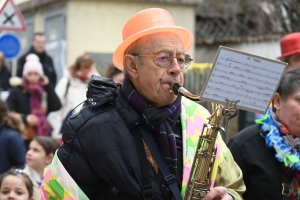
(200, 46), (287, 114)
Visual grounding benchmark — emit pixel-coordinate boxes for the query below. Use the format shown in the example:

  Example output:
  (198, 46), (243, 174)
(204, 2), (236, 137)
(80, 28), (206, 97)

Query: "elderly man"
(277, 32), (300, 69)
(41, 8), (245, 200)
(17, 32), (57, 86)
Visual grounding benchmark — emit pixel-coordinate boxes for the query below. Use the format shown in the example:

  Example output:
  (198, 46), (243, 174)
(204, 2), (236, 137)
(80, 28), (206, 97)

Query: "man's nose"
(168, 57), (181, 75)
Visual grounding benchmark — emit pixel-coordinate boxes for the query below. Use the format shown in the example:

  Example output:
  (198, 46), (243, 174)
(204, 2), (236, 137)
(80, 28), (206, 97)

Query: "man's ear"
(273, 93), (281, 111)
(123, 55), (138, 78)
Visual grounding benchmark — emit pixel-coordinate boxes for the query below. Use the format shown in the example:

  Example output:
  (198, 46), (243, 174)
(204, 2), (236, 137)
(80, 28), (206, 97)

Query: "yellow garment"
(213, 138), (246, 199)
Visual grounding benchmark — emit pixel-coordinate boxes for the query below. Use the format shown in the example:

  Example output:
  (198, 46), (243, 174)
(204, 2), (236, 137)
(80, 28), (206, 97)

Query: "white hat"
(22, 54), (44, 77)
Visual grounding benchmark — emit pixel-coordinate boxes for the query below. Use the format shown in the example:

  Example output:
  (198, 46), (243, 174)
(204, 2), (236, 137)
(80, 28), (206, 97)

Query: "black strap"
(64, 79), (70, 98)
(138, 126), (182, 200)
(132, 126), (155, 200)
(281, 169), (294, 200)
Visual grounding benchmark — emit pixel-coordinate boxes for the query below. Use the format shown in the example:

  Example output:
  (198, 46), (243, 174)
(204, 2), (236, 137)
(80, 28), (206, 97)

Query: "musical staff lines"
(207, 84), (272, 98)
(210, 76), (274, 92)
(201, 47), (286, 113)
(221, 59), (282, 75)
(203, 91), (267, 110)
(213, 67), (278, 86)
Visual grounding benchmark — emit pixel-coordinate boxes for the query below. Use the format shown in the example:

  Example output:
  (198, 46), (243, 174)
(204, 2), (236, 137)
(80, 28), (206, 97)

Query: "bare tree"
(195, 0), (300, 43)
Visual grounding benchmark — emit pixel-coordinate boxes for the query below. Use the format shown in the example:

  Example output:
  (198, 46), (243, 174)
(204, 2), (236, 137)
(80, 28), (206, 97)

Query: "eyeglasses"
(132, 52), (193, 70)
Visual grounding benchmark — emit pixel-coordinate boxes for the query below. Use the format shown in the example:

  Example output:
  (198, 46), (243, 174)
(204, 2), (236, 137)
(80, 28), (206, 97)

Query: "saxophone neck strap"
(138, 125), (183, 200)
(133, 125), (155, 200)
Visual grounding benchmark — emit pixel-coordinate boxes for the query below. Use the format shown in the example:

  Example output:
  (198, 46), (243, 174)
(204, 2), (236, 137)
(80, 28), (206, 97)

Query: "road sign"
(0, 32), (21, 59)
(0, 0), (26, 31)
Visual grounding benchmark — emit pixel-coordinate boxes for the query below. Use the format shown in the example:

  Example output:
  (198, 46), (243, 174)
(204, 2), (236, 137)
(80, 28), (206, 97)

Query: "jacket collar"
(86, 75), (141, 131)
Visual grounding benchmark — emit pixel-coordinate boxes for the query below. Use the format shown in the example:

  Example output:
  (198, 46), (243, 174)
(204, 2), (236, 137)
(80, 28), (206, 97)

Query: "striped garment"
(40, 97), (224, 199)
(40, 152), (88, 200)
(180, 97), (224, 196)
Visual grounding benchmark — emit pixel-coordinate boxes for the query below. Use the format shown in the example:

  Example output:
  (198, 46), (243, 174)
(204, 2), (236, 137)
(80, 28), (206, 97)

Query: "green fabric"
(213, 144), (246, 200)
(284, 155), (299, 167)
(49, 180), (64, 198)
(255, 114), (269, 124)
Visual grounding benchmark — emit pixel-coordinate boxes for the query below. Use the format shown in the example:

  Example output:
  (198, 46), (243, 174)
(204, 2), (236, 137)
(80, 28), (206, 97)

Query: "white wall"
(195, 40), (281, 63)
(14, 0), (30, 5)
(67, 1), (195, 65)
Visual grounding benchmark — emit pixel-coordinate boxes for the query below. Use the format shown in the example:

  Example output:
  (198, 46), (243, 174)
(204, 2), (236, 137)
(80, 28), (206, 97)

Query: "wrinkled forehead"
(139, 32), (184, 52)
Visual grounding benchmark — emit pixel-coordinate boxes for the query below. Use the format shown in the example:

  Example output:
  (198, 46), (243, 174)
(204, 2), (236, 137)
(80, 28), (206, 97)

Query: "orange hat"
(112, 8), (194, 70)
(277, 32), (300, 59)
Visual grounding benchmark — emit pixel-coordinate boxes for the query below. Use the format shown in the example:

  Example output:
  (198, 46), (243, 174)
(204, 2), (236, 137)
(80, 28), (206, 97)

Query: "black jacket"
(0, 66), (11, 91)
(17, 47), (57, 86)
(6, 81), (61, 125)
(227, 124), (290, 200)
(57, 76), (171, 200)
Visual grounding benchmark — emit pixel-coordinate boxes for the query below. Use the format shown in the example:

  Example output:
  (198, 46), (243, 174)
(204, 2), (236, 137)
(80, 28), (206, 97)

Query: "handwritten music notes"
(200, 46), (287, 114)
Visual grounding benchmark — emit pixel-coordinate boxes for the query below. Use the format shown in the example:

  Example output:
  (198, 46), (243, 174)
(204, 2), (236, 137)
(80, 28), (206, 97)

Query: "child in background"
(0, 168), (34, 200)
(0, 99), (26, 174)
(6, 54), (61, 148)
(23, 136), (59, 200)
(105, 62), (124, 84)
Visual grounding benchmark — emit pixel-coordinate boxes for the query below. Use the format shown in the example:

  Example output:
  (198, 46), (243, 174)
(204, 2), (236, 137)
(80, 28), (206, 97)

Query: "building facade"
(16, 0), (196, 81)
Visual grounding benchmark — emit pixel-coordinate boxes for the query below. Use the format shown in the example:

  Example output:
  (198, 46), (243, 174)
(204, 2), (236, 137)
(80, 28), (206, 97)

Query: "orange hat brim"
(113, 26), (194, 70)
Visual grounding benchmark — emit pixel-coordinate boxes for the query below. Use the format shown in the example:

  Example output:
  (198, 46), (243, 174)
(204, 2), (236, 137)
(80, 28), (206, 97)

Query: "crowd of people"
(0, 32), (124, 199)
(0, 6), (300, 200)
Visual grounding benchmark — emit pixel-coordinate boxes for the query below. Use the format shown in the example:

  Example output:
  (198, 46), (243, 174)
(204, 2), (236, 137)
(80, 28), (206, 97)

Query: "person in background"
(0, 169), (34, 200)
(41, 8), (245, 200)
(17, 32), (57, 86)
(277, 32), (300, 69)
(47, 54), (100, 141)
(6, 54), (61, 148)
(105, 62), (124, 84)
(239, 32), (300, 131)
(23, 136), (59, 200)
(0, 52), (11, 91)
(228, 67), (300, 200)
(0, 99), (26, 174)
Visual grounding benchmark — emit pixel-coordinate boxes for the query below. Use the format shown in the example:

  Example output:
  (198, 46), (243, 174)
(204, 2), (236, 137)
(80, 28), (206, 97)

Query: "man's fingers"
(202, 187), (232, 200)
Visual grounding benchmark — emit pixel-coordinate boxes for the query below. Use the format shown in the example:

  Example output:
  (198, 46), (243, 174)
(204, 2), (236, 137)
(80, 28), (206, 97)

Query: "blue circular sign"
(0, 33), (21, 60)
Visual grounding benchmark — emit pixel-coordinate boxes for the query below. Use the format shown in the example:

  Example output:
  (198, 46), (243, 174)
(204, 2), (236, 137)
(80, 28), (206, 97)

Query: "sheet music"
(200, 46), (287, 114)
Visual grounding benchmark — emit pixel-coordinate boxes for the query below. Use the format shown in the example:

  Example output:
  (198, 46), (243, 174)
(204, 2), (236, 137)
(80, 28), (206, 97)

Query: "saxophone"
(170, 83), (238, 200)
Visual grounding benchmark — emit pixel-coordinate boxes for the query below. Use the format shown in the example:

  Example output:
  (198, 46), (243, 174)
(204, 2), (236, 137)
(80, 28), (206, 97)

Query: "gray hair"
(123, 38), (144, 76)
(273, 67), (300, 112)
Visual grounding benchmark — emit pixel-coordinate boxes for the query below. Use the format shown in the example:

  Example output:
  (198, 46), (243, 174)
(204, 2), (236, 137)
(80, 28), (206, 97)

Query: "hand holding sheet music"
(200, 46), (287, 114)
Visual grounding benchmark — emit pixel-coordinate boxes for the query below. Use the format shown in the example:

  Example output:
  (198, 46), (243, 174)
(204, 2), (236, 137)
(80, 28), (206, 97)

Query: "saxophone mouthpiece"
(170, 82), (182, 95)
(170, 82), (202, 102)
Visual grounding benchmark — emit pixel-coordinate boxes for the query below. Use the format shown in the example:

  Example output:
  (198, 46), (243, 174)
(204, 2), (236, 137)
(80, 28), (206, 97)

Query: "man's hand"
(202, 187), (233, 200)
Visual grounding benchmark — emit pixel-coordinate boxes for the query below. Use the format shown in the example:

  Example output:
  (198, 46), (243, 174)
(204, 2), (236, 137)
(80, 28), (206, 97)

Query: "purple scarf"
(22, 78), (52, 136)
(122, 76), (181, 175)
